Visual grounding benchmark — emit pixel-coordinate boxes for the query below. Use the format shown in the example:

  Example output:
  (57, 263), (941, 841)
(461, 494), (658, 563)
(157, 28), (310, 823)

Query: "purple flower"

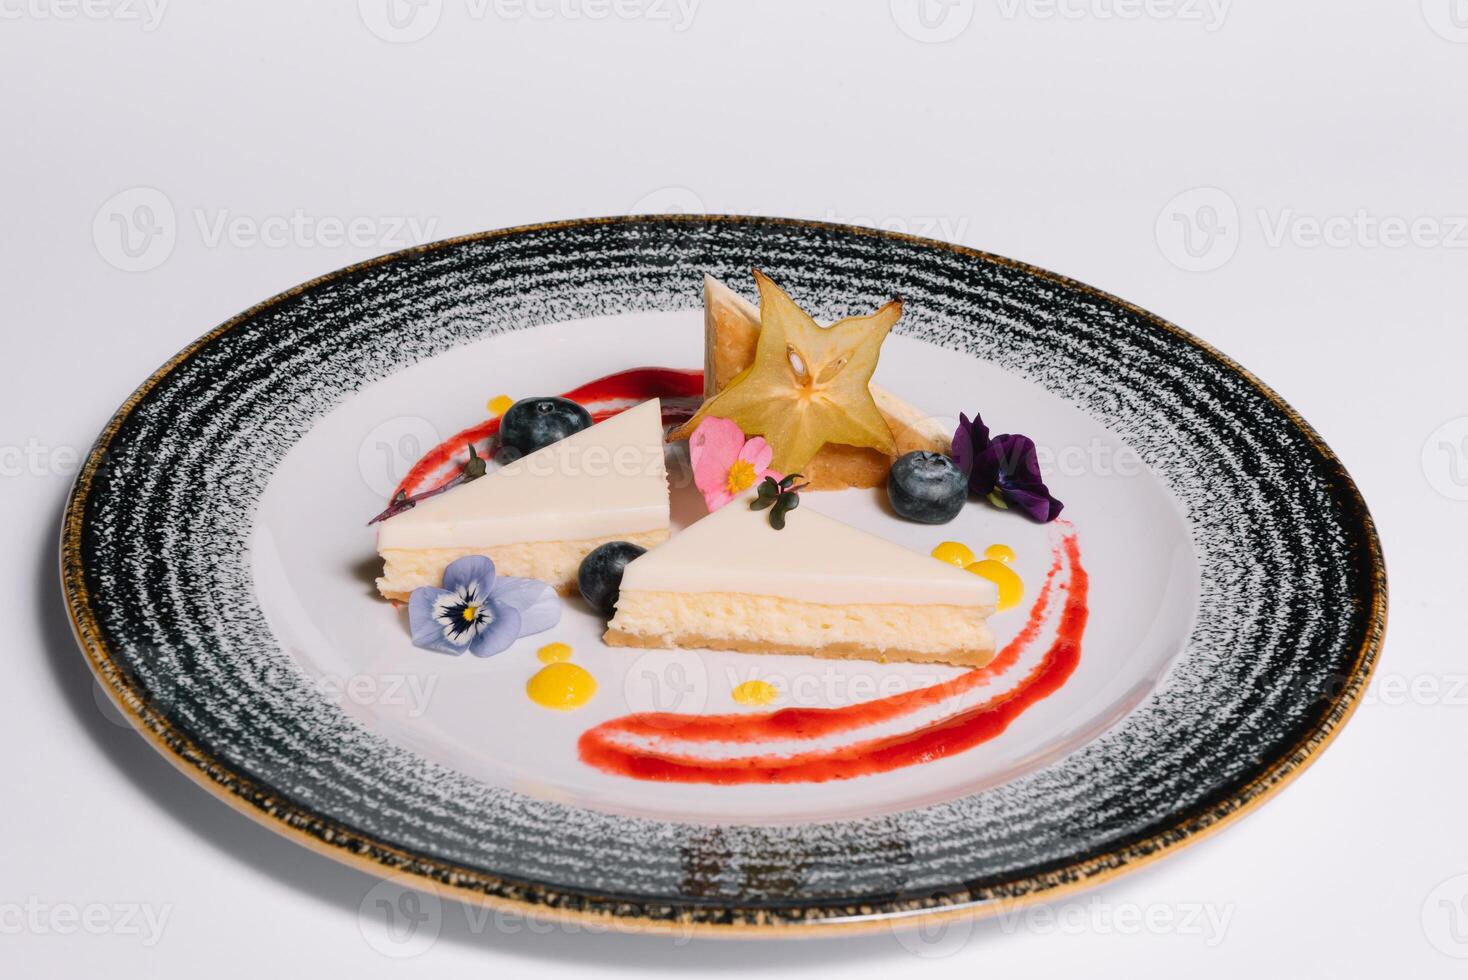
(408, 555), (561, 657)
(950, 412), (990, 481)
(952, 413), (1064, 523)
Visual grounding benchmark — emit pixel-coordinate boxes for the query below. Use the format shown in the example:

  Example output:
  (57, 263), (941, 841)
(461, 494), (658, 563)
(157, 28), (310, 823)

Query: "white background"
(2, 0), (1464, 975)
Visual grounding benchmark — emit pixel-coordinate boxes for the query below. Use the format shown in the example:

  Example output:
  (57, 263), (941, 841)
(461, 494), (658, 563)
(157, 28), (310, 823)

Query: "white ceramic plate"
(65, 216), (1383, 933)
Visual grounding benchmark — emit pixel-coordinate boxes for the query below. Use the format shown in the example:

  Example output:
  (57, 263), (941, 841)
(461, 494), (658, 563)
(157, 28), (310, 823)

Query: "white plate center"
(253, 310), (1197, 824)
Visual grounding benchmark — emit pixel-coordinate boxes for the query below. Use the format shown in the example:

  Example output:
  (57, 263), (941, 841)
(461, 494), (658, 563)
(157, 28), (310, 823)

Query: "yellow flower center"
(726, 459), (757, 494)
(462, 605), (479, 622)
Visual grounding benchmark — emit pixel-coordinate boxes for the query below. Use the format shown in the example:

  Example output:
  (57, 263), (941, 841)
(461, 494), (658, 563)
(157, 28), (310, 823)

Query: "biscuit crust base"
(604, 627), (996, 668)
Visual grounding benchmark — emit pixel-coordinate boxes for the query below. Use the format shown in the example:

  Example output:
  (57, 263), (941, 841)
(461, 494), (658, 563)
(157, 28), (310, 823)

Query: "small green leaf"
(750, 495), (776, 511)
(767, 491), (799, 530)
(987, 488), (1008, 509)
(779, 473), (802, 490)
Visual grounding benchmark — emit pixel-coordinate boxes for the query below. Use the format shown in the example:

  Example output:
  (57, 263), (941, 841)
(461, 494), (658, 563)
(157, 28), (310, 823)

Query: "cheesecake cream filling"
(378, 528), (668, 602)
(606, 590), (997, 666)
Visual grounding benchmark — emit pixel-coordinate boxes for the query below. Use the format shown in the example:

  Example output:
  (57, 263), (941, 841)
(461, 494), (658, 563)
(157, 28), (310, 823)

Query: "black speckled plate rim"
(62, 214), (1386, 936)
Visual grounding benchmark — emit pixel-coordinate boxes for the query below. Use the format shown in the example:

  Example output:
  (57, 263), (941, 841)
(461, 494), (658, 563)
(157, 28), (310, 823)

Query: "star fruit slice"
(699, 274), (952, 490)
(675, 269), (899, 474)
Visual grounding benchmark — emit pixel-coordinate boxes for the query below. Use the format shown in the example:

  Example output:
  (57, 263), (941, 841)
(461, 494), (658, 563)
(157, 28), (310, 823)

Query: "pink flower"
(690, 416), (780, 512)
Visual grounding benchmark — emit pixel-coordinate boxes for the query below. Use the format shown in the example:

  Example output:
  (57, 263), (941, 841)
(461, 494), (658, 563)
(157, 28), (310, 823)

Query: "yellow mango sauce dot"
(966, 559), (1024, 612)
(983, 543), (1017, 565)
(536, 642), (573, 664)
(487, 394), (514, 416)
(930, 541), (976, 567)
(732, 680), (779, 706)
(526, 662), (597, 710)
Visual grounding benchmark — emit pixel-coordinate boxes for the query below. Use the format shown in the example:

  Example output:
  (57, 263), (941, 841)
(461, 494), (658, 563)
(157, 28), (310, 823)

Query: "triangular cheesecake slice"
(605, 497), (998, 667)
(377, 399), (670, 601)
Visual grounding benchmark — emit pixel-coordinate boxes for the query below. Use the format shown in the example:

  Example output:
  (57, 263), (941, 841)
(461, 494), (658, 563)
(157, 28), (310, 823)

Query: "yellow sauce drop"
(930, 541), (976, 567)
(527, 662), (597, 710)
(966, 559), (1024, 611)
(732, 680), (778, 706)
(983, 543), (1017, 565)
(536, 642), (573, 663)
(487, 394), (514, 416)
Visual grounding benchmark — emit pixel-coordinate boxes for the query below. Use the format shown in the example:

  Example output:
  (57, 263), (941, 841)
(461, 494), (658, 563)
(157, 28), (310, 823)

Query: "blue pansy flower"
(408, 555), (561, 657)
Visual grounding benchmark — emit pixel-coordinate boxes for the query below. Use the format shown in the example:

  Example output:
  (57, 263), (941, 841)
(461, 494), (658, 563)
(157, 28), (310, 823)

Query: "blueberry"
(577, 541), (648, 617)
(887, 451), (967, 524)
(500, 397), (593, 456)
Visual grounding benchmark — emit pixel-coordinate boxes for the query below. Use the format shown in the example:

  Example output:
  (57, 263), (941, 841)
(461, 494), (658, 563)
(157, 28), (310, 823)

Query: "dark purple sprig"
(952, 413), (1064, 523)
(367, 442), (491, 526)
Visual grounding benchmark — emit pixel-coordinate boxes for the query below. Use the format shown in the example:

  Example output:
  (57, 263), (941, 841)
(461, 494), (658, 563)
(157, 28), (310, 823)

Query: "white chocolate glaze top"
(377, 398), (670, 549)
(618, 494), (999, 608)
